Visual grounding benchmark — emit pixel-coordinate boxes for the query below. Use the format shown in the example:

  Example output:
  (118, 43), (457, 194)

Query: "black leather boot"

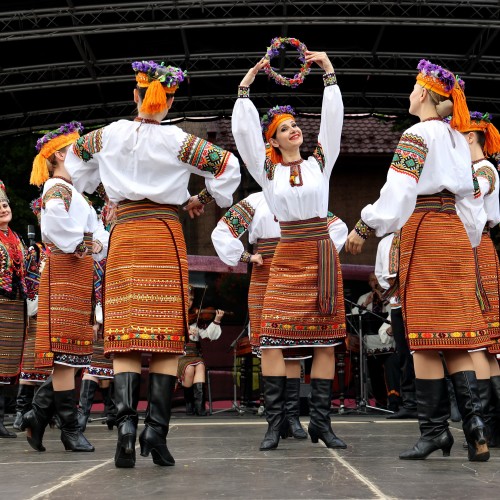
(476, 378), (493, 446)
(114, 372), (141, 468)
(139, 373), (176, 466)
(280, 378), (307, 439)
(451, 371), (489, 462)
(54, 390), (94, 452)
(101, 383), (117, 430)
(399, 378), (454, 459)
(184, 385), (194, 415)
(77, 379), (98, 432)
(488, 375), (500, 447)
(387, 391), (417, 419)
(308, 378), (347, 449)
(20, 378), (55, 451)
(193, 382), (207, 416)
(0, 391), (16, 438)
(446, 376), (462, 422)
(260, 376), (286, 451)
(13, 384), (35, 431)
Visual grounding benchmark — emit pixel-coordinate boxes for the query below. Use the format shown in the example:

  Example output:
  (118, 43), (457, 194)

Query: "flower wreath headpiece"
(0, 179), (9, 204)
(30, 121), (84, 187)
(132, 60), (187, 114)
(462, 111), (500, 157)
(261, 105), (297, 164)
(263, 37), (311, 88)
(30, 196), (42, 222)
(416, 59), (469, 130)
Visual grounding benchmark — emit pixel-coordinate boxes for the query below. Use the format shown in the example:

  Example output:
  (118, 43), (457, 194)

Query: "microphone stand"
(342, 298), (393, 415)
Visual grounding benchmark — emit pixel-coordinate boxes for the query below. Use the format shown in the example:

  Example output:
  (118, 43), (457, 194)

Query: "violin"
(188, 307), (234, 324)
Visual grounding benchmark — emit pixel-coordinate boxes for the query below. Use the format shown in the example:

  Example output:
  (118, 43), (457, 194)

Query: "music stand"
(341, 298), (393, 415)
(209, 317), (263, 416)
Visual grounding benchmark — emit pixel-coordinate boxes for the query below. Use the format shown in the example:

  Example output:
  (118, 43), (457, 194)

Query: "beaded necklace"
(472, 157), (487, 165)
(134, 117), (161, 125)
(51, 175), (73, 185)
(282, 158), (304, 187)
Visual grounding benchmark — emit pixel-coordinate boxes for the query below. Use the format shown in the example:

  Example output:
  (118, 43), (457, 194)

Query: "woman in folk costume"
(212, 190), (348, 440)
(21, 121), (109, 453)
(457, 111), (500, 448)
(12, 197), (53, 432)
(0, 180), (27, 438)
(345, 59), (491, 462)
(64, 60), (241, 468)
(77, 192), (117, 433)
(231, 51), (347, 451)
(177, 285), (224, 417)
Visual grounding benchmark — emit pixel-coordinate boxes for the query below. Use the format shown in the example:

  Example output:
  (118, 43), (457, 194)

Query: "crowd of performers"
(2, 48), (500, 470)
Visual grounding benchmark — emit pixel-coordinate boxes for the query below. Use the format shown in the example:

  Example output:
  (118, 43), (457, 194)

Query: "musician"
(177, 286), (225, 416)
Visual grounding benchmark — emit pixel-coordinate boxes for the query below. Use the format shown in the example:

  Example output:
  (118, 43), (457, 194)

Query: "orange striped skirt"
(104, 200), (188, 356)
(399, 193), (490, 350)
(20, 316), (51, 382)
(248, 238), (279, 349)
(0, 294), (25, 383)
(260, 217), (346, 358)
(35, 251), (95, 368)
(84, 335), (114, 378)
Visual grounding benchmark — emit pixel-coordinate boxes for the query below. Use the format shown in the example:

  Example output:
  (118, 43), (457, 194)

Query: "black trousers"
(391, 306), (416, 396)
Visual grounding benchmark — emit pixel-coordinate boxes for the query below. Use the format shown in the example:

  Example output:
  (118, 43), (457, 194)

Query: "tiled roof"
(199, 114), (404, 156)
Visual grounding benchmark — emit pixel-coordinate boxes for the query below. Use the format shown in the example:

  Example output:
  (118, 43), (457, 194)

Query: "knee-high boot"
(77, 379), (99, 432)
(20, 378), (55, 451)
(139, 373), (176, 466)
(0, 389), (16, 438)
(476, 379), (493, 445)
(193, 382), (207, 416)
(184, 385), (194, 415)
(489, 376), (500, 447)
(13, 384), (35, 432)
(399, 378), (454, 459)
(101, 383), (117, 430)
(114, 372), (141, 468)
(54, 390), (94, 452)
(280, 378), (307, 439)
(260, 376), (286, 451)
(450, 370), (489, 462)
(308, 378), (347, 449)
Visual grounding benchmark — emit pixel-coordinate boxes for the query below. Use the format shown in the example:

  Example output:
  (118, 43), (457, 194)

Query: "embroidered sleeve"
(72, 128), (104, 162)
(42, 184), (73, 212)
(389, 132), (427, 182)
(354, 219), (375, 240)
(264, 156), (277, 180)
(475, 165), (495, 196)
(178, 134), (232, 178)
(198, 188), (214, 205)
(240, 251), (252, 263)
(238, 86), (250, 98)
(221, 200), (256, 238)
(323, 72), (337, 87)
(313, 144), (326, 172)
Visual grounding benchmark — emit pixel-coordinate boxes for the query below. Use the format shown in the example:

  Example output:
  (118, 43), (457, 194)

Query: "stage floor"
(2, 409), (500, 500)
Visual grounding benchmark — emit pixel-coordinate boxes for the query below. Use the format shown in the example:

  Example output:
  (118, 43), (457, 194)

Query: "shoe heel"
(442, 445), (452, 457)
(308, 427), (319, 444)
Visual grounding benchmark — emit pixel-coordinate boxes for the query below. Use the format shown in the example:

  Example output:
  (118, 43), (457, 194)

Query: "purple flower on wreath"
(35, 121), (84, 152)
(470, 111), (492, 123)
(417, 59), (462, 93)
(261, 104), (297, 135)
(132, 60), (186, 89)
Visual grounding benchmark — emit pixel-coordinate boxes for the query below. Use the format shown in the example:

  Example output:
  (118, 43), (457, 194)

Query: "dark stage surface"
(2, 411), (500, 500)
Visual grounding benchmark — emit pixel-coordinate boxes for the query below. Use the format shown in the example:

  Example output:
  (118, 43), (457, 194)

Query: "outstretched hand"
(183, 195), (205, 219)
(304, 51), (334, 74)
(239, 58), (269, 87)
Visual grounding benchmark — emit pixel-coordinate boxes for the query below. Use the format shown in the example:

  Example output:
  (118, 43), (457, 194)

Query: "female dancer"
(345, 59), (491, 462)
(0, 180), (27, 438)
(65, 60), (241, 467)
(232, 51), (347, 451)
(21, 121), (109, 453)
(212, 190), (348, 439)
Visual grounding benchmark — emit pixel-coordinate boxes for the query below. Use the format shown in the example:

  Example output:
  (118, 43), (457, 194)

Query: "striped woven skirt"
(248, 238), (279, 352)
(476, 230), (500, 354)
(399, 193), (490, 350)
(84, 335), (114, 378)
(104, 200), (188, 356)
(0, 294), (25, 384)
(260, 217), (346, 358)
(35, 250), (94, 368)
(176, 342), (203, 382)
(19, 315), (51, 382)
